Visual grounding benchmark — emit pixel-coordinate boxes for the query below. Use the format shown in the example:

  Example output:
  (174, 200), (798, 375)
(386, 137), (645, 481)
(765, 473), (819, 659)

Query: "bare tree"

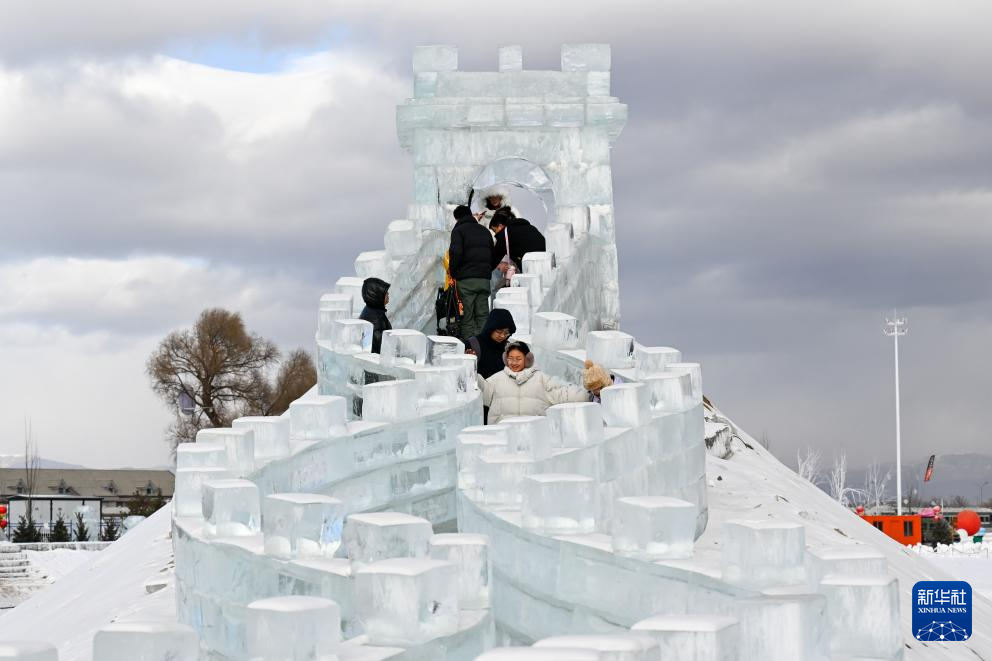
(147, 308), (316, 453)
(863, 460), (891, 513)
(948, 495), (969, 508)
(796, 446), (823, 486)
(23, 420), (42, 531)
(828, 451), (866, 506)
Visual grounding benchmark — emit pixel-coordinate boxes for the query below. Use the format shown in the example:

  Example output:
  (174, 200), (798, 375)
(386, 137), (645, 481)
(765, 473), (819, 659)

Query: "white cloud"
(3, 1), (992, 470)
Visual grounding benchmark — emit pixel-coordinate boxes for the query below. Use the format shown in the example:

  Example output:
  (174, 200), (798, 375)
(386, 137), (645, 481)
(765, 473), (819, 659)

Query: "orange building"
(860, 514), (922, 545)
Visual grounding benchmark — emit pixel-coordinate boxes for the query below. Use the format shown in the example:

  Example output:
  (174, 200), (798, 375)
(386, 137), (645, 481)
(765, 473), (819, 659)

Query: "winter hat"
(453, 205), (474, 222)
(583, 360), (612, 391)
(361, 277), (390, 308)
(503, 340), (535, 368)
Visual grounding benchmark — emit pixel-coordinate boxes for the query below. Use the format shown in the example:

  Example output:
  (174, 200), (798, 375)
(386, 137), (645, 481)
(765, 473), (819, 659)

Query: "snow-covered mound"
(704, 415), (992, 660)
(0, 506), (175, 661)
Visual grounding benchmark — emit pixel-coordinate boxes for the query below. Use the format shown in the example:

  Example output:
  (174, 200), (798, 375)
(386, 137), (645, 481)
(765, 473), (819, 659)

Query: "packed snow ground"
(5, 429), (992, 660)
(23, 548), (99, 582)
(0, 506), (175, 661)
(701, 416), (992, 661)
(912, 542), (992, 601)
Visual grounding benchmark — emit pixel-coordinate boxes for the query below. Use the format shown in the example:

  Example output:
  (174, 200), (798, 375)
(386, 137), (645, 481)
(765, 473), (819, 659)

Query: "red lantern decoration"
(0, 518), (7, 529)
(955, 510), (981, 536)
(0, 504), (7, 514)
(855, 506), (865, 515)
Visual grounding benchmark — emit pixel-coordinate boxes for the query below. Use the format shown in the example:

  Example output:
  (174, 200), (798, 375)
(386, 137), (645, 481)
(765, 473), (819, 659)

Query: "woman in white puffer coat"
(481, 340), (590, 423)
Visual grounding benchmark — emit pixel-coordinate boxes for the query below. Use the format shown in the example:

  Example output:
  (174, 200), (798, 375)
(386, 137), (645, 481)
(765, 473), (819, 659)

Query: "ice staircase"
(2, 44), (949, 661)
(0, 542), (49, 592)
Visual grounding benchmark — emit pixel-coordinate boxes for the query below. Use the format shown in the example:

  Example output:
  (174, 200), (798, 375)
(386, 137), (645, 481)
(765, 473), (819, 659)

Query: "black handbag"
(435, 284), (464, 337)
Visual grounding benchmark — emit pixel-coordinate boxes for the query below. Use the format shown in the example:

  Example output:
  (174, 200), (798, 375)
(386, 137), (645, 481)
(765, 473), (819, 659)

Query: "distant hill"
(844, 453), (992, 506)
(0, 454), (84, 470)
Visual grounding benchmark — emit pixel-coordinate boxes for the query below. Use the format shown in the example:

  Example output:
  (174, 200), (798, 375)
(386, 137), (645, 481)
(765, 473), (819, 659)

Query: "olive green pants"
(456, 278), (491, 341)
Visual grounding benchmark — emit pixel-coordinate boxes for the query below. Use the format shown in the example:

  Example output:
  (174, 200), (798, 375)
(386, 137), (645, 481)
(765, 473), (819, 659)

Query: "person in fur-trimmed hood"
(480, 340), (590, 423)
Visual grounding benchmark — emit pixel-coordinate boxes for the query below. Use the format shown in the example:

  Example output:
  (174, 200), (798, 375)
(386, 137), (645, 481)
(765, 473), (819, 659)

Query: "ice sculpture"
(355, 559), (459, 646)
(522, 473), (596, 534)
(263, 493), (344, 559)
(196, 427), (254, 475)
(533, 635), (659, 661)
(722, 520), (806, 588)
(0, 643), (58, 660)
(633, 346), (681, 378)
(546, 402), (604, 447)
(92, 622), (199, 661)
(245, 596), (341, 661)
(176, 442), (226, 469)
(586, 331), (635, 369)
(380, 329), (429, 366)
(174, 466), (229, 517)
(289, 396), (348, 440)
(201, 478), (260, 538)
(361, 380), (418, 422)
(611, 497), (696, 560)
(531, 312), (579, 350)
(599, 383), (651, 428)
(430, 533), (492, 610)
(500, 415), (553, 460)
(630, 616), (739, 661)
(819, 575), (901, 658)
(330, 319), (373, 354)
(342, 512), (434, 566)
(156, 43), (919, 661)
(232, 415), (291, 463)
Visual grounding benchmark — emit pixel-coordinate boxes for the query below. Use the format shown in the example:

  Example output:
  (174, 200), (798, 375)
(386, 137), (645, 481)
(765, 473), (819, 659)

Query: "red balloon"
(955, 510), (981, 536)
(855, 506), (865, 515)
(0, 519), (6, 529)
(0, 504), (7, 514)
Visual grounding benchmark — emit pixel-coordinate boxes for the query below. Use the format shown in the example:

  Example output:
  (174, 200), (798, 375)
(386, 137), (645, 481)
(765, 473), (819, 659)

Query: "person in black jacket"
(448, 205), (494, 341)
(358, 277), (391, 353)
(490, 207), (546, 274)
(466, 308), (517, 380)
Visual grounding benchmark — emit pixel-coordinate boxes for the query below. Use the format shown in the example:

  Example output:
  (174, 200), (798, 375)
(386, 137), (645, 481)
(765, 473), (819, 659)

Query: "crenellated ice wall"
(5, 44), (905, 661)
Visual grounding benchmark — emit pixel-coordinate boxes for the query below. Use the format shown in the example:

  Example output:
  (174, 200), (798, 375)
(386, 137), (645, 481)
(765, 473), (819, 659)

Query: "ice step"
(246, 596), (341, 661)
(534, 634), (660, 660)
(92, 621), (199, 660)
(0, 641), (59, 660)
(631, 615), (739, 661)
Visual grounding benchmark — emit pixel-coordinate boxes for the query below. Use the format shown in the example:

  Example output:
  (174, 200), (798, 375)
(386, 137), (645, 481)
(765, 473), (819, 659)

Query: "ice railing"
(453, 320), (904, 660)
(168, 319), (493, 660)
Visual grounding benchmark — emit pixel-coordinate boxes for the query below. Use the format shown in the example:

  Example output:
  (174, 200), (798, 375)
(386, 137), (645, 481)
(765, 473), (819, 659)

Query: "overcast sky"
(2, 1), (990, 470)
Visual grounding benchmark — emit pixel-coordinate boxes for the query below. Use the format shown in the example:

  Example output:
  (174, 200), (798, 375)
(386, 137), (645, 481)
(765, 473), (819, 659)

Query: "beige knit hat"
(583, 360), (612, 391)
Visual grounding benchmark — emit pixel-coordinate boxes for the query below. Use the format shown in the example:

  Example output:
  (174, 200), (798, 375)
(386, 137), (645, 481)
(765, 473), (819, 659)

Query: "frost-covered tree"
(863, 461), (891, 512)
(828, 451), (865, 506)
(796, 446), (823, 486)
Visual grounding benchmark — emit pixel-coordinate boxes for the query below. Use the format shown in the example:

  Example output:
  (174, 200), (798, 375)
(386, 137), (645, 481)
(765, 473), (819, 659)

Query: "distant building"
(0, 468), (174, 519)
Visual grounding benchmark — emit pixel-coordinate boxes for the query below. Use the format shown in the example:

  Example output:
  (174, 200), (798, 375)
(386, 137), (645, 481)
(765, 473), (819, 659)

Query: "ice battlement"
(5, 44), (919, 661)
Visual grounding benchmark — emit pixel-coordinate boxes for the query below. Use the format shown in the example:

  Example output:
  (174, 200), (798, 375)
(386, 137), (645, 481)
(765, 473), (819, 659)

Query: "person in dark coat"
(490, 207), (546, 274)
(448, 205), (494, 341)
(465, 308), (516, 380)
(358, 277), (391, 353)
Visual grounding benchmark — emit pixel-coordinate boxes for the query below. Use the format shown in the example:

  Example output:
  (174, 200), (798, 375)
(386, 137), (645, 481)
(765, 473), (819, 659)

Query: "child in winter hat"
(583, 360), (612, 395)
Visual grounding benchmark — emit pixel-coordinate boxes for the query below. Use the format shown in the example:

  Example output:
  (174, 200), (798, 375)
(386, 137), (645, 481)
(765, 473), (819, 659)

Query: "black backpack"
(435, 285), (463, 337)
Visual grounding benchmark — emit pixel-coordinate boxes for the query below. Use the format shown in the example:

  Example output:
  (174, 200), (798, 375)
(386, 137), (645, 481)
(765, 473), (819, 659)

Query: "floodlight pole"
(884, 311), (907, 515)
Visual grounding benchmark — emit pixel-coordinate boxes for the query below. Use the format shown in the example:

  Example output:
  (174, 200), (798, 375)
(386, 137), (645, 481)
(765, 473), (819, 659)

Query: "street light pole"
(884, 311), (908, 515)
(981, 480), (990, 507)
